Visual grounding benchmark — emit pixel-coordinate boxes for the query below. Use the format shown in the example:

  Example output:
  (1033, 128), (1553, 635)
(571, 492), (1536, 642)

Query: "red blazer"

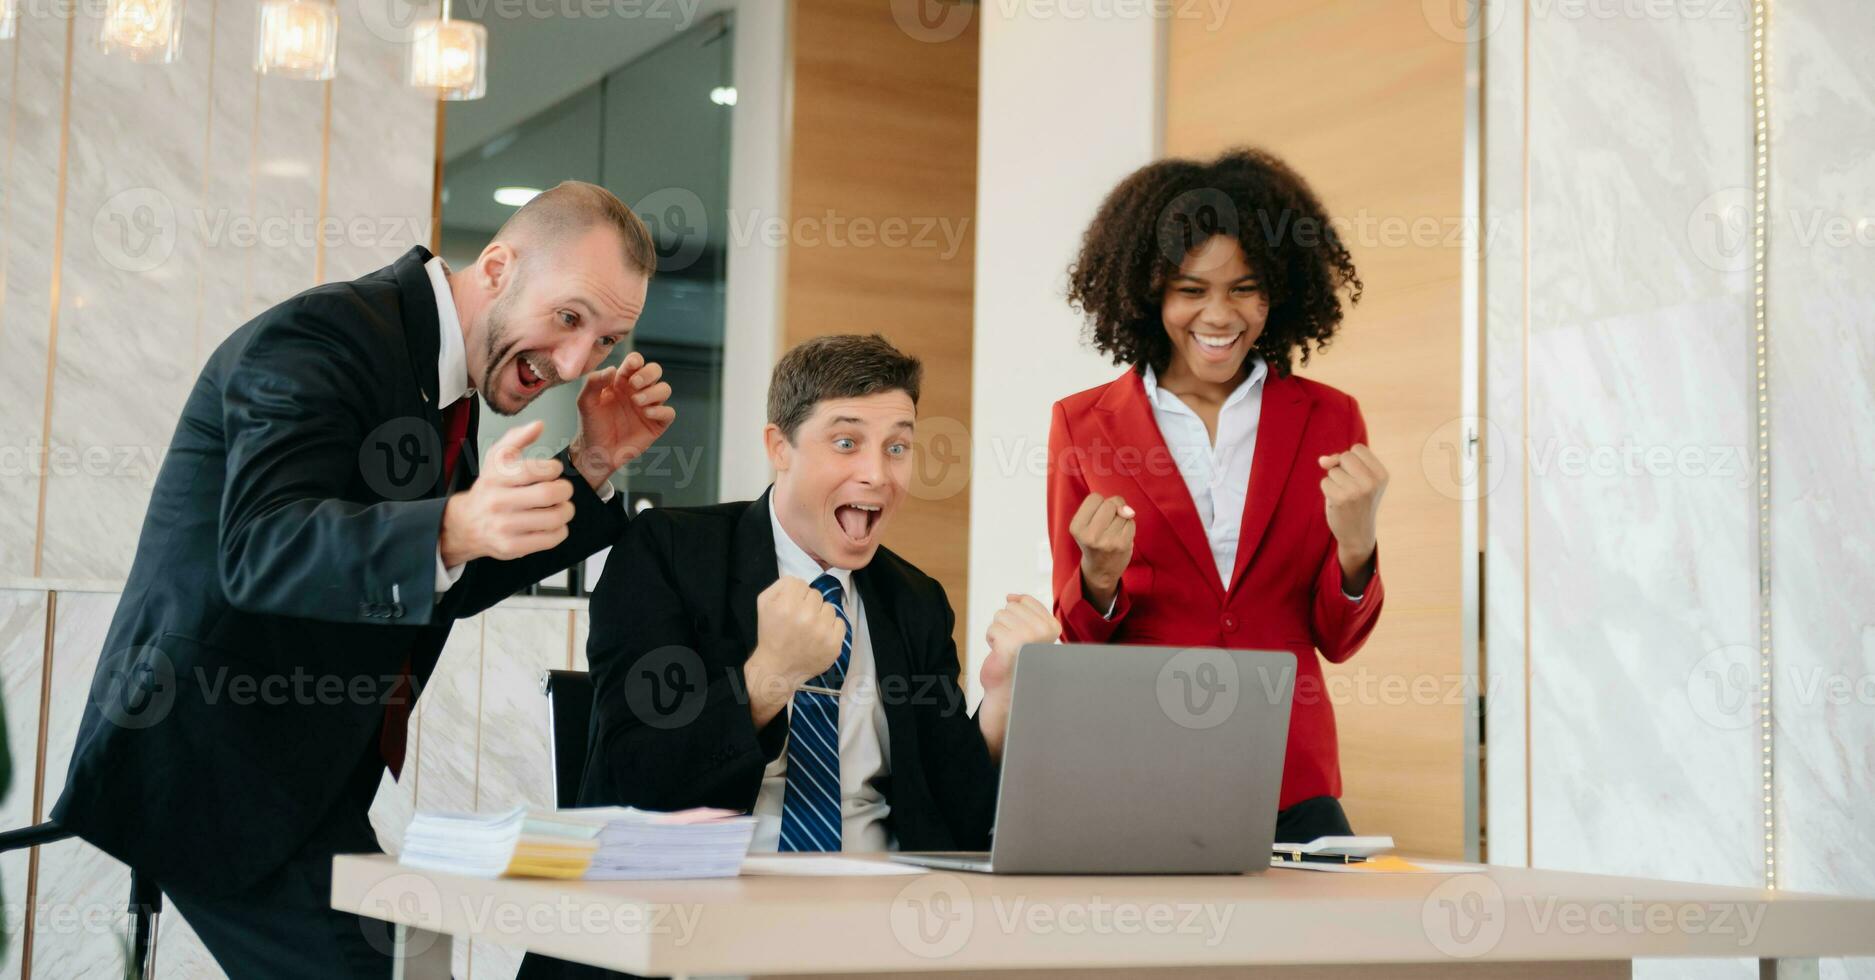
(1046, 368), (1384, 810)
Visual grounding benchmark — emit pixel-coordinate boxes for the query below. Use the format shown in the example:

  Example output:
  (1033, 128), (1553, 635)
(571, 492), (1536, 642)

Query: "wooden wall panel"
(1166, 0), (1470, 858)
(783, 0), (978, 652)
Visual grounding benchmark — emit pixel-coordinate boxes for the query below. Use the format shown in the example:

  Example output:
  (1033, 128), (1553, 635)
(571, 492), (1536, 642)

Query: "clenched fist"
(438, 420), (575, 565)
(1318, 443), (1388, 593)
(981, 594), (1060, 700)
(743, 575), (847, 726)
(977, 593), (1060, 763)
(1069, 493), (1136, 611)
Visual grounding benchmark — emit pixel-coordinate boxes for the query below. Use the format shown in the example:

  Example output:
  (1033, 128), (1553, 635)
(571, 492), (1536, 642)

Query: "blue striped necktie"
(778, 573), (852, 853)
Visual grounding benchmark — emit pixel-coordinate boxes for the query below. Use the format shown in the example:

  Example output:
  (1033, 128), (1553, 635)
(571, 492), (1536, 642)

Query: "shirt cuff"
(596, 480), (617, 504)
(436, 548), (466, 593)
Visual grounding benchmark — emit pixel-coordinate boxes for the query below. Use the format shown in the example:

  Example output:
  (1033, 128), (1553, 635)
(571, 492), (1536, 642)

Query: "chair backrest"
(539, 669), (594, 808)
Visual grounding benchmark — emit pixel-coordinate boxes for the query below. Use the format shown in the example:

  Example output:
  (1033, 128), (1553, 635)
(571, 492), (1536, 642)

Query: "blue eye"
(559, 310), (578, 326)
(597, 336), (619, 348)
(886, 443), (909, 457)
(834, 437), (856, 451)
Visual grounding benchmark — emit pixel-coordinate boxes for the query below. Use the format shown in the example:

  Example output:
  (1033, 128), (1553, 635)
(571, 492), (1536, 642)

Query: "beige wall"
(781, 0), (979, 653)
(0, 0), (434, 972)
(1165, 0), (1473, 859)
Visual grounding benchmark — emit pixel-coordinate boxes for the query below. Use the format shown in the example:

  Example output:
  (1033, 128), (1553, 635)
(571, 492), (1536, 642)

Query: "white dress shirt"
(1141, 360), (1270, 588)
(1109, 360), (1363, 606)
(748, 494), (894, 852)
(428, 257), (472, 593)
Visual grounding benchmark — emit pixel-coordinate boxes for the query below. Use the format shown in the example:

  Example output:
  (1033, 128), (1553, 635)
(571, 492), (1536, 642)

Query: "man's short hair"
(491, 180), (656, 277)
(768, 334), (923, 441)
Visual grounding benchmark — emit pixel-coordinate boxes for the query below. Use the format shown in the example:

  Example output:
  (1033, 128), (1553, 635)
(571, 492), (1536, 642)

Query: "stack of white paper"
(582, 806), (758, 880)
(400, 806), (755, 880)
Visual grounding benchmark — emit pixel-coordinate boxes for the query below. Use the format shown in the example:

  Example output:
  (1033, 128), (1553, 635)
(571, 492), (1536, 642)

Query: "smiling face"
(468, 224), (650, 416)
(765, 391), (916, 571)
(1158, 234), (1271, 390)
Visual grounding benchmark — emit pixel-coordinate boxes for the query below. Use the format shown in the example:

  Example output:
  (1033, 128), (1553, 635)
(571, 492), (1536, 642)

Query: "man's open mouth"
(834, 503), (883, 543)
(514, 354), (549, 392)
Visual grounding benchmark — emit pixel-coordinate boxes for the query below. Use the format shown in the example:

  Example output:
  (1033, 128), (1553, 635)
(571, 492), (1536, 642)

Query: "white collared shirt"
(428, 257), (471, 593)
(748, 494), (894, 852)
(1111, 361), (1363, 607)
(1141, 360), (1269, 589)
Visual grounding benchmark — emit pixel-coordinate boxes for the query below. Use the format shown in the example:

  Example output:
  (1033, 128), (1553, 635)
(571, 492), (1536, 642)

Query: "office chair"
(538, 669), (594, 808)
(0, 820), (160, 978)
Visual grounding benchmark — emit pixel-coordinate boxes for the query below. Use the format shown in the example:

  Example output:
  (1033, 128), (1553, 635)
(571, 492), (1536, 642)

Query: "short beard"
(478, 285), (523, 416)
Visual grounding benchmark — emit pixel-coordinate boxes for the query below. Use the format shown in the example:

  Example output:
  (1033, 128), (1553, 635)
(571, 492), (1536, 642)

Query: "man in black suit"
(52, 181), (677, 978)
(519, 333), (1060, 980)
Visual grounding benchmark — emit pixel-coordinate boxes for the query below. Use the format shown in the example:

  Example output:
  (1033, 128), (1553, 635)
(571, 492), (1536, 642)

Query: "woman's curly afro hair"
(1066, 147), (1362, 377)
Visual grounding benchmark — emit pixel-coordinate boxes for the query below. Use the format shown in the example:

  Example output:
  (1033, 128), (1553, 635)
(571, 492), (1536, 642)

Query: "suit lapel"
(1226, 372), (1312, 596)
(387, 244), (458, 498)
(726, 490), (780, 654)
(1092, 370), (1225, 599)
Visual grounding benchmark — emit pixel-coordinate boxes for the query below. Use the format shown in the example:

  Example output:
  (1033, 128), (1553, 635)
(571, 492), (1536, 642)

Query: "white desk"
(332, 853), (1875, 979)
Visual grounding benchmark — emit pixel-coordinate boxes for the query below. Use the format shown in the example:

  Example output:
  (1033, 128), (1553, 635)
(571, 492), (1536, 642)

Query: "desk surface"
(332, 853), (1875, 977)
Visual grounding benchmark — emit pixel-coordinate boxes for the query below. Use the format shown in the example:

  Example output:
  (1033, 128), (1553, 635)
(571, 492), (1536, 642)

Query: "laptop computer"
(892, 643), (1295, 875)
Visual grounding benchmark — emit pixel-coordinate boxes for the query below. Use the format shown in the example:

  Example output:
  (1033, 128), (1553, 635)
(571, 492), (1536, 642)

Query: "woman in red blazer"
(1047, 148), (1390, 843)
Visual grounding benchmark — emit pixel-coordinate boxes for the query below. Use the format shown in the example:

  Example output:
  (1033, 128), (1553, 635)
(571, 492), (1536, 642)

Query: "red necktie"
(381, 398), (474, 778)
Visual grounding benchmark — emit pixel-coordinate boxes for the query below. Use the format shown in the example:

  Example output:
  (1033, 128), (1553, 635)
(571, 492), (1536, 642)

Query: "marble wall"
(0, 0), (444, 974)
(0, 0), (435, 583)
(1483, 0), (1874, 978)
(1765, 4), (1875, 979)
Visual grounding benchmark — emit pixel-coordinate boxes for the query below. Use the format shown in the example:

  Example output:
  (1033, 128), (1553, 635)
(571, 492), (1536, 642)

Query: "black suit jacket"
(576, 491), (999, 851)
(50, 245), (626, 897)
